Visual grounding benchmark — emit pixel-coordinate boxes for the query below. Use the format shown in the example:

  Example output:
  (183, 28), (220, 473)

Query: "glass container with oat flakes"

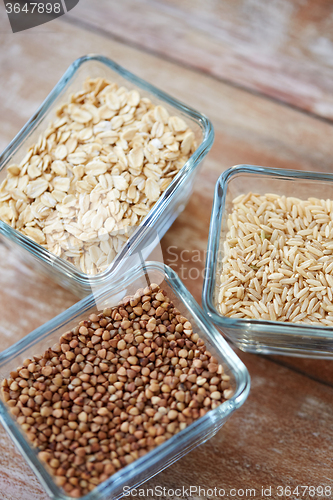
(0, 55), (214, 297)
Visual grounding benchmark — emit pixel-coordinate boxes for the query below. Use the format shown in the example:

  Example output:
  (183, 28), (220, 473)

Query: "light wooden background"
(1, 1), (333, 499)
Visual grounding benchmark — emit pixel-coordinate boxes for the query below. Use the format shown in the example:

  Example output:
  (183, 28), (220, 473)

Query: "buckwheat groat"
(1, 284), (231, 498)
(0, 78), (197, 275)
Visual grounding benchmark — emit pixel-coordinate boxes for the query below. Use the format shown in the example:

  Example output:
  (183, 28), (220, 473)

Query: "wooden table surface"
(1, 1), (333, 499)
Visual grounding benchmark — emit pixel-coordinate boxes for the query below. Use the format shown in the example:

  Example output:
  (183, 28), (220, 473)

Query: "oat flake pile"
(0, 78), (197, 275)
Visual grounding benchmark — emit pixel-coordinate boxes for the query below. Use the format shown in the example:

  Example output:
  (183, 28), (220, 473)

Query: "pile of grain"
(218, 192), (333, 326)
(0, 78), (197, 275)
(2, 284), (231, 498)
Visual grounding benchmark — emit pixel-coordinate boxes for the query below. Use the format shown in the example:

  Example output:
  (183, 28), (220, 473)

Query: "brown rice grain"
(218, 192), (333, 326)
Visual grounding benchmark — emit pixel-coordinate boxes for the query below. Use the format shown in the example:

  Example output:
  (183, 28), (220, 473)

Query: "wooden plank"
(66, 0), (333, 120)
(0, 244), (76, 352)
(1, 17), (333, 500)
(269, 356), (333, 387)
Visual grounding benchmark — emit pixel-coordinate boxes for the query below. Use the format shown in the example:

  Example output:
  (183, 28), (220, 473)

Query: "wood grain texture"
(0, 243), (77, 352)
(1, 11), (333, 500)
(269, 356), (333, 388)
(66, 0), (333, 119)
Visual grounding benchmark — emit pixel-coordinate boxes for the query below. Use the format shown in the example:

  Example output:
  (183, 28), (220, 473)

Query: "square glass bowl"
(0, 55), (214, 297)
(202, 165), (333, 358)
(0, 262), (249, 500)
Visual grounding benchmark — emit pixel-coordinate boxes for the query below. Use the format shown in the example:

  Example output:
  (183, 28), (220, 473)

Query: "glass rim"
(0, 261), (250, 500)
(202, 164), (333, 338)
(0, 54), (214, 286)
